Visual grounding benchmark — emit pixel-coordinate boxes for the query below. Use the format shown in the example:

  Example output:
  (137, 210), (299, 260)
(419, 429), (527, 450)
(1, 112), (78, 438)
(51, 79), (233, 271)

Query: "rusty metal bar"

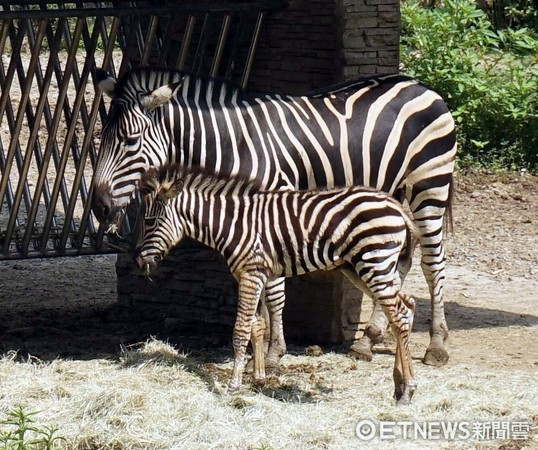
(118, 13), (140, 76)
(140, 14), (158, 65)
(12, 20), (60, 256)
(0, 18), (15, 127)
(210, 13), (232, 78)
(192, 13), (210, 75)
(89, 14), (121, 169)
(224, 12), (245, 81)
(0, 18), (18, 236)
(176, 14), (196, 70)
(157, 14), (174, 67)
(22, 16), (67, 243)
(59, 12), (101, 237)
(240, 11), (265, 90)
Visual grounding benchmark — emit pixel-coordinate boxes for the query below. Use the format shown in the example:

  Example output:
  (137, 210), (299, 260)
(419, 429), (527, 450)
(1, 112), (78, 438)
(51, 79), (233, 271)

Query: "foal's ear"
(140, 78), (183, 110)
(158, 178), (184, 202)
(96, 68), (117, 98)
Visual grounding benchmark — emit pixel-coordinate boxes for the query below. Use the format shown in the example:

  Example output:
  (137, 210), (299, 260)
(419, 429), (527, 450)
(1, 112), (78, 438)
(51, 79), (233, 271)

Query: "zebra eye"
(124, 136), (139, 147)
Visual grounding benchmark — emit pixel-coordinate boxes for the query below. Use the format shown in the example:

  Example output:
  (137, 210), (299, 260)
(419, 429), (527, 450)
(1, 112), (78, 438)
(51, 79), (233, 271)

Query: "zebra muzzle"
(134, 250), (162, 274)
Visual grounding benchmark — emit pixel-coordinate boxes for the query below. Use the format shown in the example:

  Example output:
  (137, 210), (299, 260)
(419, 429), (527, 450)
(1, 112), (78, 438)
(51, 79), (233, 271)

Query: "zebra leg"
(251, 311), (267, 386)
(344, 254), (413, 361)
(410, 201), (450, 367)
(264, 278), (287, 369)
(229, 272), (267, 391)
(378, 290), (417, 404)
(340, 268), (382, 361)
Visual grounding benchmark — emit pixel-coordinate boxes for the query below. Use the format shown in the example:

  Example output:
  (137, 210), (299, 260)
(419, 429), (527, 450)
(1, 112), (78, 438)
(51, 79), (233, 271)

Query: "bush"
(401, 0), (538, 172)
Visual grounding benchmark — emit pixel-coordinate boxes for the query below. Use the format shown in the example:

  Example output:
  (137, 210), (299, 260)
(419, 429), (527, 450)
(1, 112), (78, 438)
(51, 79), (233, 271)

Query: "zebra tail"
(445, 173), (455, 234)
(401, 209), (420, 264)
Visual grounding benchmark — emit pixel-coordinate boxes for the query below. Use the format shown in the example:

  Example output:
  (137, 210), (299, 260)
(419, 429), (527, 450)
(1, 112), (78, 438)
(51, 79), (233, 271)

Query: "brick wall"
(249, 0), (400, 94)
(339, 0), (400, 79)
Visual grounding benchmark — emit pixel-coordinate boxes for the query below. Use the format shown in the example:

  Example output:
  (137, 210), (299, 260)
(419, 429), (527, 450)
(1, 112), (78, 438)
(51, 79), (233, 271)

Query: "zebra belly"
(279, 254), (345, 278)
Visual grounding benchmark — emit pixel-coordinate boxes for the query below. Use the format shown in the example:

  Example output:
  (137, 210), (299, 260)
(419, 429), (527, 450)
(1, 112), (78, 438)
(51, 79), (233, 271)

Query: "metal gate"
(0, 1), (283, 260)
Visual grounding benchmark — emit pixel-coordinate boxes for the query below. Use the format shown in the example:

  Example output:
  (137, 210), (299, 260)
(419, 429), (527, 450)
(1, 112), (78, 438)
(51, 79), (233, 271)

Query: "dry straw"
(0, 339), (535, 449)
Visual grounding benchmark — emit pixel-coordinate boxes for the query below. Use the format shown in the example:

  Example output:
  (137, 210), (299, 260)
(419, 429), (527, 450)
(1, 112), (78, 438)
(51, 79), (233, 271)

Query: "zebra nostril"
(154, 254), (163, 263)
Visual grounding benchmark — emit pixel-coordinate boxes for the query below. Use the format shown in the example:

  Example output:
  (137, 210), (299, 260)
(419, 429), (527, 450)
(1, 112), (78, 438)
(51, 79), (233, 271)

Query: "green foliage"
(504, 0), (538, 32)
(0, 408), (66, 450)
(401, 0), (538, 172)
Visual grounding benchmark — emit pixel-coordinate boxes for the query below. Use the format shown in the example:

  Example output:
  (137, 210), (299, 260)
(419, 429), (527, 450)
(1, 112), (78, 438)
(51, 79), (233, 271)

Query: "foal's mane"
(140, 164), (262, 197)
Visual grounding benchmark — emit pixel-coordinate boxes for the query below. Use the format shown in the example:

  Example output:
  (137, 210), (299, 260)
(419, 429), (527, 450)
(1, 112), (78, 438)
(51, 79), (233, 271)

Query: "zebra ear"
(158, 178), (184, 202)
(96, 68), (117, 98)
(141, 79), (183, 110)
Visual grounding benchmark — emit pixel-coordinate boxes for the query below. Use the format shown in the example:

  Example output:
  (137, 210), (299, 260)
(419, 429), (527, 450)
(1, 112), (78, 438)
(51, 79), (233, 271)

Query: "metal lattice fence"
(0, 1), (283, 260)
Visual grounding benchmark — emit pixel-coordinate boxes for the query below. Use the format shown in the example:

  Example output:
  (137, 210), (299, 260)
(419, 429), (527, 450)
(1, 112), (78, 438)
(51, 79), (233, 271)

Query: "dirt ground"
(0, 169), (536, 376)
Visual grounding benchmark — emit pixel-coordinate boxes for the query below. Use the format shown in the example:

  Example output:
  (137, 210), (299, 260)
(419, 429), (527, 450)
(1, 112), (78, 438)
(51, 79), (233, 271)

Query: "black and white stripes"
(135, 164), (418, 403)
(92, 67), (456, 366)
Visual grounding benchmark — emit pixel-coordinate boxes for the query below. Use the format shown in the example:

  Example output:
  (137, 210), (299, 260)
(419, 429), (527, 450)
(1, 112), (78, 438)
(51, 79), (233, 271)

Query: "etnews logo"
(355, 419), (531, 441)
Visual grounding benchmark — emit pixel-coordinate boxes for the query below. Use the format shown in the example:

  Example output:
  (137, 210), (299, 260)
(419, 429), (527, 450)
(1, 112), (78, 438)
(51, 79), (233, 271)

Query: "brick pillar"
(338, 0), (400, 79)
(115, 0), (400, 346)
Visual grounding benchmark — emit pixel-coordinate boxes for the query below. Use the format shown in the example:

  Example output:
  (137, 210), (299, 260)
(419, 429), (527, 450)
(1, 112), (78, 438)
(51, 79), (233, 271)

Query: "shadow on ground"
(0, 294), (536, 363)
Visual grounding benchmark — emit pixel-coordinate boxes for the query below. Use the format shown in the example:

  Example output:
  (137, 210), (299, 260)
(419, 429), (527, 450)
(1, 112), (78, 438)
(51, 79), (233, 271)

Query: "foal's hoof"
(395, 382), (417, 405)
(423, 346), (449, 367)
(348, 341), (373, 362)
(396, 391), (414, 406)
(252, 376), (266, 388)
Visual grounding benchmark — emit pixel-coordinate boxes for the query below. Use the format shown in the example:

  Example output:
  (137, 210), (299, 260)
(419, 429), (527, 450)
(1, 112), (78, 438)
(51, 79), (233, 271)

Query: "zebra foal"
(135, 164), (419, 404)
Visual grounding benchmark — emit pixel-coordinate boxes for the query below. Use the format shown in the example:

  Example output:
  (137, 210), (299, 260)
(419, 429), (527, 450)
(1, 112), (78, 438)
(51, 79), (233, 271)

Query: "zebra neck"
(170, 86), (298, 175)
(177, 184), (254, 257)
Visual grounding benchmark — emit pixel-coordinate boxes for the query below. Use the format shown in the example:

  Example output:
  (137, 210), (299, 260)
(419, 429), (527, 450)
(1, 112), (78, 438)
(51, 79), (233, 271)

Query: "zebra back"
(139, 164), (414, 279)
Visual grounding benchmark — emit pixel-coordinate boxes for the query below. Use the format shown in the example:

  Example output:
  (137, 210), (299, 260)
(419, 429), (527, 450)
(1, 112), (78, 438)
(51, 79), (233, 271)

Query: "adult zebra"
(91, 67), (456, 367)
(135, 164), (418, 404)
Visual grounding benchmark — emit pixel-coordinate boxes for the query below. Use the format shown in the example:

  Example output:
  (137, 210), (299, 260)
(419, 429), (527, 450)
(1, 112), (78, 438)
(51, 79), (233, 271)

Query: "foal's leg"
(229, 272), (267, 390)
(264, 277), (287, 368)
(343, 251), (413, 361)
(377, 290), (417, 404)
(251, 311), (267, 385)
(341, 268), (381, 361)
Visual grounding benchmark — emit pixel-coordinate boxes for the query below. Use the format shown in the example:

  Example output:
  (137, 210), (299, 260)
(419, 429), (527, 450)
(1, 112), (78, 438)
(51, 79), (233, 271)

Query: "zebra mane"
(140, 164), (262, 198)
(111, 67), (242, 105)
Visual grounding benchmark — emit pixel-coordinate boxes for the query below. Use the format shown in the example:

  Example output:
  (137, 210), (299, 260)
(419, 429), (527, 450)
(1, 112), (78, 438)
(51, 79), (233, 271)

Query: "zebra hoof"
(245, 356), (280, 372)
(227, 379), (242, 392)
(264, 354), (281, 372)
(348, 341), (373, 362)
(422, 346), (449, 367)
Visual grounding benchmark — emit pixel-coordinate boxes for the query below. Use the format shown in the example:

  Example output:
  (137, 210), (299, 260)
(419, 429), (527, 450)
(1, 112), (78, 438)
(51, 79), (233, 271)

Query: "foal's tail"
(401, 209), (420, 264)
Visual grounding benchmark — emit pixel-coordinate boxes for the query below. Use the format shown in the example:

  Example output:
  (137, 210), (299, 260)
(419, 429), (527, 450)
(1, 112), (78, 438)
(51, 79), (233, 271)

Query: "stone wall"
(249, 0), (400, 94)
(116, 0), (400, 345)
(117, 242), (361, 344)
(339, 0), (400, 79)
